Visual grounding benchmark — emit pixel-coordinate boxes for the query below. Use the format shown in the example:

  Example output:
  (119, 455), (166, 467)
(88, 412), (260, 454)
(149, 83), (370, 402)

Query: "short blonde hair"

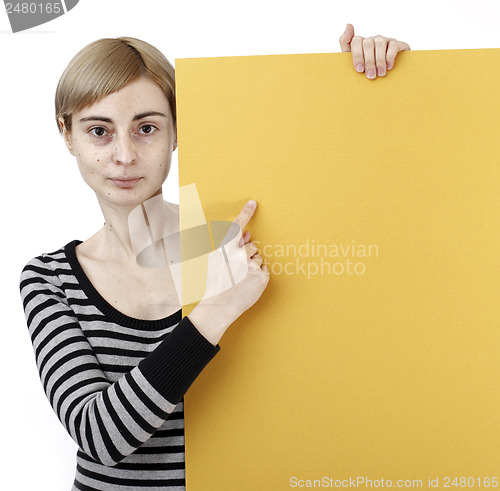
(55, 37), (176, 133)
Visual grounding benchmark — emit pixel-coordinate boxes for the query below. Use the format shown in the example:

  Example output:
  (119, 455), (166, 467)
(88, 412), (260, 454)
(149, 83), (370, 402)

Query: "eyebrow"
(79, 111), (167, 123)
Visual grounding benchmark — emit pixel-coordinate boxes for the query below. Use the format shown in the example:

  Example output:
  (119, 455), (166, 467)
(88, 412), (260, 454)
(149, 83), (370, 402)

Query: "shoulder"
(19, 241), (77, 295)
(19, 243), (82, 330)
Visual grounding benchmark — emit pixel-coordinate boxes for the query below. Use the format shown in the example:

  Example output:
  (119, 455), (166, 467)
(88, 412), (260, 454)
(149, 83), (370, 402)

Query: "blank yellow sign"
(176, 50), (500, 490)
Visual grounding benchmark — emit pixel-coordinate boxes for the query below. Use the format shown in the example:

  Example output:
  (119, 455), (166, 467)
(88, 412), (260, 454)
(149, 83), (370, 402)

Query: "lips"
(109, 177), (143, 189)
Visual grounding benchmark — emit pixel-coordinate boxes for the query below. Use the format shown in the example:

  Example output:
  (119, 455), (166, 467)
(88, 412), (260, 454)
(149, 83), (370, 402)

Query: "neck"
(94, 190), (164, 261)
(95, 205), (137, 261)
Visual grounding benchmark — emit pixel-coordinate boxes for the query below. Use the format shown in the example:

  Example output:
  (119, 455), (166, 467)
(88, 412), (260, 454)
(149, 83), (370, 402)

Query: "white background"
(1, 1), (499, 488)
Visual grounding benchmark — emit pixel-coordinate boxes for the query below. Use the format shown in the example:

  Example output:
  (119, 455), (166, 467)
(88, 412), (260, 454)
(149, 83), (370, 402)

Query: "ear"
(58, 118), (75, 156)
(173, 126), (178, 152)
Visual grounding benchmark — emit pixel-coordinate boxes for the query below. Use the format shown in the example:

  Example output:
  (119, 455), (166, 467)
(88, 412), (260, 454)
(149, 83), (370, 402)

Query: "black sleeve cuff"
(138, 316), (220, 405)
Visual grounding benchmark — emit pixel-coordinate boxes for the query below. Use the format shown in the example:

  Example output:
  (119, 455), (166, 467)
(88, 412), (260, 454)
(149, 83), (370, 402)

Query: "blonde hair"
(55, 37), (176, 133)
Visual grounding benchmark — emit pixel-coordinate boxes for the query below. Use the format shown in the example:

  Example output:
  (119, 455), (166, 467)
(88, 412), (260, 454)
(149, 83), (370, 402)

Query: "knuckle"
(374, 35), (386, 45)
(245, 244), (257, 257)
(362, 38), (373, 48)
(351, 36), (362, 47)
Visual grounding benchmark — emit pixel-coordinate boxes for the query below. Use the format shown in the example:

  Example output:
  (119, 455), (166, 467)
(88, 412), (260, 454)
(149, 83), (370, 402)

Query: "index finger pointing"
(233, 200), (257, 230)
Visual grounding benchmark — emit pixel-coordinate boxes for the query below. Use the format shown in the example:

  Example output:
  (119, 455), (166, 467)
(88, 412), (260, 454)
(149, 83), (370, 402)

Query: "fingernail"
(356, 64), (364, 72)
(387, 63), (393, 70)
(377, 68), (385, 76)
(366, 70), (375, 79)
(248, 199), (256, 208)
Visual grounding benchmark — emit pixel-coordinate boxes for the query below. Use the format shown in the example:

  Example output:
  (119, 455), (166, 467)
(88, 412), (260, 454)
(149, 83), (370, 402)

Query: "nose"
(112, 133), (137, 165)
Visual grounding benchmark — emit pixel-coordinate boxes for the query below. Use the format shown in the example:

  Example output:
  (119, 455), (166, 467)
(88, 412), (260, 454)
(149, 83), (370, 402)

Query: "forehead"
(75, 77), (171, 119)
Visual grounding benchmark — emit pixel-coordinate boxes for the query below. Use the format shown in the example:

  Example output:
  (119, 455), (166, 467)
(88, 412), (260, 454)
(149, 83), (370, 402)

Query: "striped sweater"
(20, 240), (220, 490)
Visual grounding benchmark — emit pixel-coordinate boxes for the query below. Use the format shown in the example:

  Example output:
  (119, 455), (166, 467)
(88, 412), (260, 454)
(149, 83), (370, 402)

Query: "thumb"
(397, 40), (411, 52)
(339, 23), (355, 52)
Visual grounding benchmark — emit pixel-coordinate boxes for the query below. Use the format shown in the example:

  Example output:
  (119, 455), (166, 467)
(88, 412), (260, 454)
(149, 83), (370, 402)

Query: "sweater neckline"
(64, 239), (182, 330)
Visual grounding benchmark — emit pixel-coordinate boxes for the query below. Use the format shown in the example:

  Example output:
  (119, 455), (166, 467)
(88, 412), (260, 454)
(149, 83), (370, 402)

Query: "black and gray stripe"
(20, 240), (219, 490)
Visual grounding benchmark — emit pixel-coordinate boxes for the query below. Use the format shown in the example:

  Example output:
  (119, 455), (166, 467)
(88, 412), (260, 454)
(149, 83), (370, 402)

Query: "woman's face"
(60, 76), (177, 210)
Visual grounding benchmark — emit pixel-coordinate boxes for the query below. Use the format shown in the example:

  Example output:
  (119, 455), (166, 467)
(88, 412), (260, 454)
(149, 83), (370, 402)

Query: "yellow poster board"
(176, 50), (500, 490)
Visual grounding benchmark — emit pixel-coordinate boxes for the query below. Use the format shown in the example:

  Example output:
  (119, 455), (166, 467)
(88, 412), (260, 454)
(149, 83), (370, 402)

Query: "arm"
(20, 255), (219, 467)
(187, 200), (269, 346)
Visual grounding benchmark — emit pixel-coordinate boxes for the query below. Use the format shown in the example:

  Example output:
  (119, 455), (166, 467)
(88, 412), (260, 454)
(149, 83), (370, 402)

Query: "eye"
(89, 126), (109, 138)
(138, 124), (157, 135)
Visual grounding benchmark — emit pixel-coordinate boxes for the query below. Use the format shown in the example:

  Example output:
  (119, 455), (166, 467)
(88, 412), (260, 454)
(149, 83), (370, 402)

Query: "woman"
(20, 25), (410, 490)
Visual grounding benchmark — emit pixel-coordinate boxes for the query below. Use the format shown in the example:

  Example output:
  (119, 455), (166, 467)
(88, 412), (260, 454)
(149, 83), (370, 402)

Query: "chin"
(98, 189), (156, 210)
